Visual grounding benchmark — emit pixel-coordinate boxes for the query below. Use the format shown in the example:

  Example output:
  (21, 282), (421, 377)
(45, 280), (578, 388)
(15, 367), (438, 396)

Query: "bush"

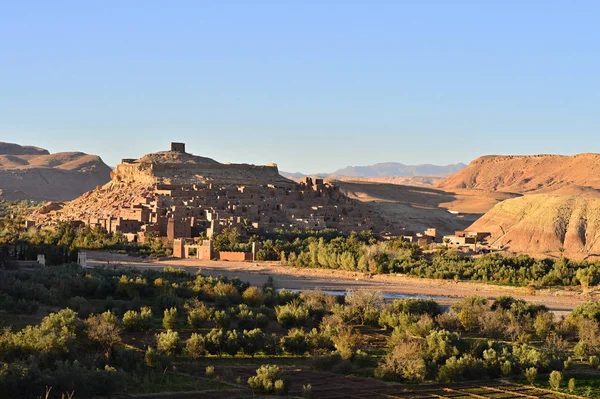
(86, 311), (122, 359)
(242, 286), (265, 307)
(302, 383), (312, 398)
(186, 301), (211, 329)
(248, 365), (290, 395)
(224, 330), (240, 357)
(590, 355), (600, 367)
(122, 307), (153, 331)
(237, 308), (257, 330)
(377, 340), (426, 382)
(241, 329), (266, 357)
(206, 365), (215, 378)
(185, 333), (205, 359)
(144, 346), (171, 369)
(204, 329), (225, 356)
(525, 367), (537, 385)
(313, 353), (342, 371)
(157, 329), (180, 356)
(331, 325), (361, 360)
(568, 378), (576, 393)
(214, 310), (231, 329)
(549, 370), (562, 390)
(281, 329), (309, 355)
(256, 313), (269, 328)
(276, 299), (310, 328)
(163, 307), (178, 330)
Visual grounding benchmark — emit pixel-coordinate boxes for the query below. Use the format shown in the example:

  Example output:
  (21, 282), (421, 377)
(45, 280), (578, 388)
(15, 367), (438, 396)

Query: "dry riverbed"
(87, 251), (593, 316)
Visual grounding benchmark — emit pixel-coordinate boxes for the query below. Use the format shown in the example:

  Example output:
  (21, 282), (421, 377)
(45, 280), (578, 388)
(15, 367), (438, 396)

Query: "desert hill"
(468, 194), (600, 259)
(335, 181), (517, 235)
(437, 153), (600, 195)
(0, 142), (112, 201)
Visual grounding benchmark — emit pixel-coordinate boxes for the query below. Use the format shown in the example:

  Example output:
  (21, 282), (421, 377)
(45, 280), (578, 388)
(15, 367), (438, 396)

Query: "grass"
(514, 374), (600, 398)
(128, 371), (235, 394)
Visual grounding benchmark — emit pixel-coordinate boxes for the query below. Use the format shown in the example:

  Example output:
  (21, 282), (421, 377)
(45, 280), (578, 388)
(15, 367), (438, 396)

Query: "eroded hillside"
(467, 194), (600, 259)
(437, 153), (600, 195)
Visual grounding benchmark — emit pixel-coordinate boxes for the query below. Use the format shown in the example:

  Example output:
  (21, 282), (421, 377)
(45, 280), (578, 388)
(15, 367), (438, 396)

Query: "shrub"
(331, 325), (361, 360)
(224, 330), (240, 357)
(377, 340), (426, 382)
(437, 354), (485, 382)
(525, 367), (537, 385)
(590, 355), (599, 367)
(500, 360), (512, 376)
(282, 329), (309, 355)
(163, 307), (178, 330)
(185, 333), (205, 359)
(248, 365), (290, 395)
(186, 301), (211, 329)
(206, 365), (215, 378)
(242, 286), (265, 307)
(237, 308), (257, 330)
(276, 299), (310, 328)
(157, 329), (180, 356)
(122, 307), (153, 331)
(549, 370), (562, 390)
(568, 378), (576, 393)
(69, 296), (92, 317)
(241, 329), (266, 357)
(204, 329), (225, 356)
(256, 313), (269, 328)
(86, 311), (122, 359)
(144, 346), (170, 369)
(214, 282), (240, 307)
(534, 312), (554, 338)
(214, 310), (231, 329)
(302, 383), (312, 398)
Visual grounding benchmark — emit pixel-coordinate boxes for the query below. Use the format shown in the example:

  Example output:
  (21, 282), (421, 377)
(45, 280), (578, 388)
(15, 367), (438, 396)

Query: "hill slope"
(0, 142), (112, 201)
(437, 154), (600, 195)
(468, 194), (600, 259)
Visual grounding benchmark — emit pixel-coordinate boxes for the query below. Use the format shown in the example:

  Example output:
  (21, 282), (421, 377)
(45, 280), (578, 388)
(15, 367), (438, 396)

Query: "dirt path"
(87, 251), (592, 315)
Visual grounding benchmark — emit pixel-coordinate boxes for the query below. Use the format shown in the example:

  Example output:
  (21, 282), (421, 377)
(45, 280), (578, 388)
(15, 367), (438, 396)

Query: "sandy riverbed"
(86, 251), (593, 316)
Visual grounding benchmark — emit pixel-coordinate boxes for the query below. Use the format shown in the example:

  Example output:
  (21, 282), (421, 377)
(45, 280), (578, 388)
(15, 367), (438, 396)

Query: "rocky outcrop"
(437, 154), (600, 195)
(0, 143), (112, 201)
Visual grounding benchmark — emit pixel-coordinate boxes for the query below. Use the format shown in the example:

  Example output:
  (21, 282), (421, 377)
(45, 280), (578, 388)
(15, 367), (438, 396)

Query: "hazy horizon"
(1, 1), (599, 173)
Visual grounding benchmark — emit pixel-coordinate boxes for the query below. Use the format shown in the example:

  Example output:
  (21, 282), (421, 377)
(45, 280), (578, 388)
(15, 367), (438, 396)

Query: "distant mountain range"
(281, 162), (466, 180)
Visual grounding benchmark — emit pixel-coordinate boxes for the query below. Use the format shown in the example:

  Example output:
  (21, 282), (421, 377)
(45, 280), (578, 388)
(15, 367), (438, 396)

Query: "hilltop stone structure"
(33, 143), (388, 242)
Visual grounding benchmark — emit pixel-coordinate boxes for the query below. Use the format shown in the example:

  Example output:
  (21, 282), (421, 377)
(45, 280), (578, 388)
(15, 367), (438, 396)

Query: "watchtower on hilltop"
(171, 142), (186, 153)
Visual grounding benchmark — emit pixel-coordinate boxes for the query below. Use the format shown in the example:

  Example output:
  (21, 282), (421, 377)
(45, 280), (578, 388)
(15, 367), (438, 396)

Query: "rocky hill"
(467, 194), (600, 259)
(33, 145), (298, 224)
(0, 142), (112, 201)
(437, 154), (600, 195)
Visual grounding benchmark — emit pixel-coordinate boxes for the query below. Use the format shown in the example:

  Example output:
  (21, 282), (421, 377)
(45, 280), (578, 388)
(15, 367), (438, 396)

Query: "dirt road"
(87, 251), (591, 315)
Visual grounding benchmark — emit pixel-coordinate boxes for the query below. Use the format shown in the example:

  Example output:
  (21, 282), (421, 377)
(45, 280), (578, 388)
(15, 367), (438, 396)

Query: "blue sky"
(1, 1), (598, 173)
